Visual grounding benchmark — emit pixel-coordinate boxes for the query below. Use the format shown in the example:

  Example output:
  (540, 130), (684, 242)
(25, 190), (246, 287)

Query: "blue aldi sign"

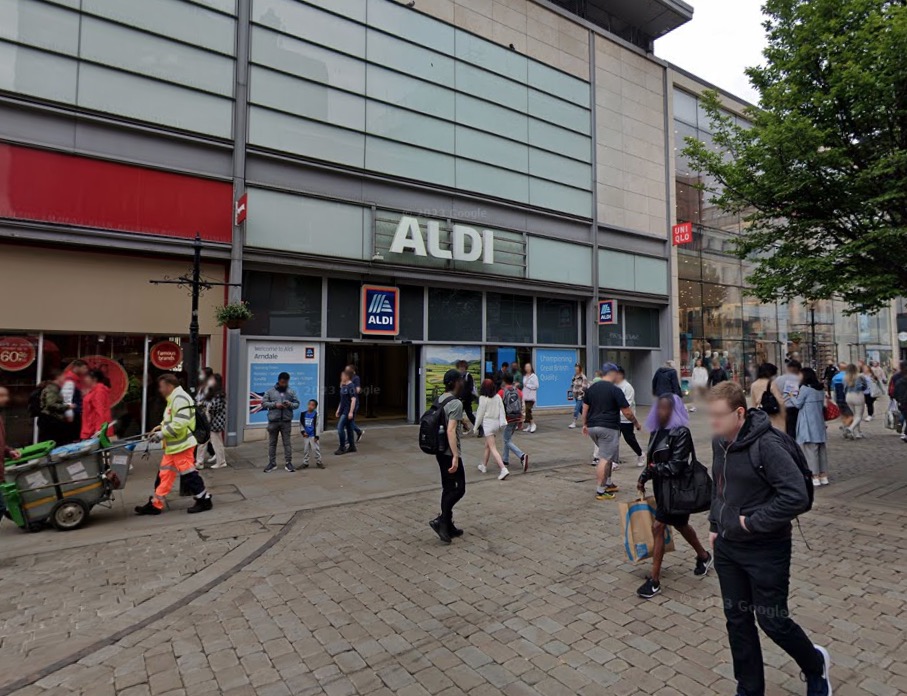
(598, 299), (618, 325)
(361, 285), (400, 336)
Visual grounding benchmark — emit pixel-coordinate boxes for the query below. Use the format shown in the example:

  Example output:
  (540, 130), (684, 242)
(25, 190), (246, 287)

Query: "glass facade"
(674, 88), (893, 384)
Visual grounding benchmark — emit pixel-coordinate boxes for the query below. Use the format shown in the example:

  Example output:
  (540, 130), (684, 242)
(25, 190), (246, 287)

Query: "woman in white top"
(690, 358), (709, 412)
(522, 362), (540, 433)
(474, 378), (510, 480)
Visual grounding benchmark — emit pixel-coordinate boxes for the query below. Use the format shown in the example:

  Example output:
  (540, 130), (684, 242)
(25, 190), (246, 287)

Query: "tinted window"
(428, 288), (482, 341)
(242, 271), (322, 337)
(537, 298), (577, 345)
(327, 279), (360, 338)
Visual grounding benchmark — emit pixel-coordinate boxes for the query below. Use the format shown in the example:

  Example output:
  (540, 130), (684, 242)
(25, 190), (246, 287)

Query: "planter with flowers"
(215, 301), (253, 330)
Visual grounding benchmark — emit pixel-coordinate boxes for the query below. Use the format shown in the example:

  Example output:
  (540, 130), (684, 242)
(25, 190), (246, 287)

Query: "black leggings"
(436, 454), (466, 525)
(619, 422), (643, 457)
(865, 394), (876, 417)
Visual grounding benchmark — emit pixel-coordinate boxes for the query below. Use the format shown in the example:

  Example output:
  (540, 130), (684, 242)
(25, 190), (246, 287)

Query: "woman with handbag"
(793, 368), (828, 486)
(635, 394), (713, 599)
(474, 379), (509, 480)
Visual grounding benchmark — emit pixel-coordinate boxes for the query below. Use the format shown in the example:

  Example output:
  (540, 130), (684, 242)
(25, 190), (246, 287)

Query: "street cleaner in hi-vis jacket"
(135, 374), (213, 516)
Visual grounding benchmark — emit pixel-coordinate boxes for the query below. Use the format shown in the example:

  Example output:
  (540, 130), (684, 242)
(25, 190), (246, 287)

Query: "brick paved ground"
(2, 413), (906, 696)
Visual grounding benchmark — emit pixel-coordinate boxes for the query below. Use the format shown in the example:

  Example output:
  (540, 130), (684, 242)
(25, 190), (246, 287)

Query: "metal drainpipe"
(588, 29), (600, 371)
(662, 66), (677, 366)
(226, 0), (250, 447)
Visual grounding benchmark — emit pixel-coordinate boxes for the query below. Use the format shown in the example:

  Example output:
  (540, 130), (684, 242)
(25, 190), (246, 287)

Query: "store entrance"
(324, 343), (409, 423)
(601, 349), (657, 406)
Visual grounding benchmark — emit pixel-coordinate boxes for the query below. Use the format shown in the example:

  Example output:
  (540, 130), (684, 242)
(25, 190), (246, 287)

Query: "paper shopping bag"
(619, 496), (675, 564)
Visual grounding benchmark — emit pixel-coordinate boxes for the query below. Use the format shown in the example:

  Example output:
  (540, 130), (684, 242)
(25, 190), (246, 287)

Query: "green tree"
(683, 0), (907, 313)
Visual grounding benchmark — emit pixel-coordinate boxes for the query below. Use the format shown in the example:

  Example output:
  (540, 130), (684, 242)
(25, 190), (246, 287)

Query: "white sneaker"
(900, 433), (907, 441)
(864, 416), (872, 422)
(529, 423), (537, 433)
(688, 406), (697, 413)
(522, 424), (531, 432)
(819, 476), (829, 485)
(568, 422), (576, 429)
(812, 477), (821, 487)
(210, 462), (228, 469)
(498, 467), (510, 480)
(612, 460), (621, 470)
(636, 455), (646, 467)
(478, 463), (487, 474)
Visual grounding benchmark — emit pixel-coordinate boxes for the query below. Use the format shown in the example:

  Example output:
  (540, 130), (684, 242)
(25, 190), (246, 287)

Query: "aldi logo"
(361, 285), (400, 335)
(598, 299), (618, 325)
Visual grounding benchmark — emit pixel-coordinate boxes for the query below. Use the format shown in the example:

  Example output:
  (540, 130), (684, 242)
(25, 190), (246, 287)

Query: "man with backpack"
(425, 369), (467, 544)
(498, 373), (529, 475)
(135, 374), (212, 516)
(706, 381), (831, 696)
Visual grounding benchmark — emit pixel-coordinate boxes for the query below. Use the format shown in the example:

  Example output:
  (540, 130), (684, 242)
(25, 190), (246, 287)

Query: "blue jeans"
(337, 414), (356, 448)
(349, 413), (362, 436)
(573, 398), (583, 420)
(502, 422), (524, 465)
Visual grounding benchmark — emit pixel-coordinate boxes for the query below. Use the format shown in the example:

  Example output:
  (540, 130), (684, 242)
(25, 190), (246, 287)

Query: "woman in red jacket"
(80, 369), (111, 440)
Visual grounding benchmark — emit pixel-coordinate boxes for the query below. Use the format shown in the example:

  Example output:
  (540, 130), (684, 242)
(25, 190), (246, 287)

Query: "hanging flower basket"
(216, 301), (253, 329)
(788, 331), (803, 345)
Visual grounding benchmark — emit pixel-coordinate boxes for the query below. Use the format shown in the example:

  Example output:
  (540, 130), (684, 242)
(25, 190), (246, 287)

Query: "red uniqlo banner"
(672, 222), (693, 246)
(0, 143), (232, 242)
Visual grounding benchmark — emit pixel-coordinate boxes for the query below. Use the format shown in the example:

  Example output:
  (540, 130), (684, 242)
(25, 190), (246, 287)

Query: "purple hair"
(644, 393), (689, 432)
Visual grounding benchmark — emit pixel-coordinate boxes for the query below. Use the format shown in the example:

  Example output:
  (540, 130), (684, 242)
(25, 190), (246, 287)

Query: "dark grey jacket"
(652, 367), (682, 398)
(262, 385), (300, 423)
(709, 409), (809, 541)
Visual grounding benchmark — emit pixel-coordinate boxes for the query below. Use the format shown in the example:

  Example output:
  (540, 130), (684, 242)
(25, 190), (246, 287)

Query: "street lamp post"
(810, 302), (818, 369)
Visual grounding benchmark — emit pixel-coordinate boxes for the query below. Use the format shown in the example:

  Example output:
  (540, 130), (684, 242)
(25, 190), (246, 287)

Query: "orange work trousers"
(152, 448), (203, 509)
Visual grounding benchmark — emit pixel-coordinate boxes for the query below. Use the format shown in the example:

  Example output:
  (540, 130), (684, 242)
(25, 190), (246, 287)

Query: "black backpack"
(27, 386), (44, 419)
(193, 405), (211, 445)
(759, 378), (781, 415)
(418, 395), (455, 455)
(748, 429), (814, 513)
(502, 387), (523, 422)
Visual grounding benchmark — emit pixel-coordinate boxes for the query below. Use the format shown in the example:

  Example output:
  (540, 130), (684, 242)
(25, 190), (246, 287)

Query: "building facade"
(1, 0), (894, 446)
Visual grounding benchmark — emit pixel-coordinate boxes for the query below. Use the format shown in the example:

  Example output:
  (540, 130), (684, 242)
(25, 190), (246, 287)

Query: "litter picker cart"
(1, 432), (141, 532)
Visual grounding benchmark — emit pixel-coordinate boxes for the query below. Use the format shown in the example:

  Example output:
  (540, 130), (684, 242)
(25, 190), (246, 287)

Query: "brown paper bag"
(619, 496), (675, 564)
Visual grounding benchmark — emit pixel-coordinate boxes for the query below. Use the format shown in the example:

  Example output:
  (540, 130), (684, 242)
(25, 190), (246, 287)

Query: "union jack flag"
(249, 391), (264, 415)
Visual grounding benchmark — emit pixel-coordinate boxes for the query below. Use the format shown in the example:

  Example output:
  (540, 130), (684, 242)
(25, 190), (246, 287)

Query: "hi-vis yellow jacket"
(160, 386), (197, 455)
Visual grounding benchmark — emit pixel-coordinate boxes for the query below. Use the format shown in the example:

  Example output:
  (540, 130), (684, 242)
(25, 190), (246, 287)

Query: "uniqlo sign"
(672, 222), (693, 246)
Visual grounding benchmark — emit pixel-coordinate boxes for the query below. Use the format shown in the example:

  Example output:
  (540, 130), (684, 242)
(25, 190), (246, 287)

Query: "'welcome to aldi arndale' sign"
(374, 212), (526, 279)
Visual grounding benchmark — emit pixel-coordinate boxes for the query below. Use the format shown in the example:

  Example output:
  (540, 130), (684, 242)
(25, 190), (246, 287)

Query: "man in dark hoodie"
(651, 360), (683, 399)
(706, 382), (831, 696)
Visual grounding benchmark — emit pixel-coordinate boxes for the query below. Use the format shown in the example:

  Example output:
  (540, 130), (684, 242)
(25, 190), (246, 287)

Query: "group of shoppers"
(35, 360), (113, 445)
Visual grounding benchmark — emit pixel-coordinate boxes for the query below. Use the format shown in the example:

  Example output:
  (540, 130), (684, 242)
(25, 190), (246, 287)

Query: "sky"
(655, 0), (767, 105)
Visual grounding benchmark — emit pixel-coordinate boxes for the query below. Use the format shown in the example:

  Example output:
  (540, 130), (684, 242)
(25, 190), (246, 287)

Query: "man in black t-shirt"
(583, 363), (640, 500)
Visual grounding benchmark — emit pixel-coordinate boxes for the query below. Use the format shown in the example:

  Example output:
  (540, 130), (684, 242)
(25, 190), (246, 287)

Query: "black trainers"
(334, 448), (346, 455)
(347, 445), (358, 453)
(521, 453), (529, 473)
(316, 461), (325, 469)
(187, 496), (213, 514)
(428, 517), (451, 544)
(134, 498), (161, 516)
(285, 464), (295, 472)
(636, 577), (661, 599)
(263, 464), (276, 473)
(805, 645), (832, 696)
(301, 462), (310, 469)
(694, 552), (713, 577)
(357, 430), (364, 443)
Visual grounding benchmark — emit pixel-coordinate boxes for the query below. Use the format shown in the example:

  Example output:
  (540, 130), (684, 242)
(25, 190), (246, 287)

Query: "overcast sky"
(655, 0), (767, 105)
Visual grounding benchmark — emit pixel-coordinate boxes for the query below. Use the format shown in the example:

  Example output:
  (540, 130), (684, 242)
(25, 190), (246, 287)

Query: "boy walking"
(706, 382), (832, 696)
(301, 399), (323, 469)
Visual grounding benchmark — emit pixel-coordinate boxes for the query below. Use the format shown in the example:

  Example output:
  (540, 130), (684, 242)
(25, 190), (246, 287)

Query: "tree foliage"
(683, 0), (907, 313)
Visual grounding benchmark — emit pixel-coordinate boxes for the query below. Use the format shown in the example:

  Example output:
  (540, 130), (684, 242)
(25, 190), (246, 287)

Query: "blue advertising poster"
(536, 348), (577, 407)
(497, 347), (517, 368)
(247, 341), (320, 425)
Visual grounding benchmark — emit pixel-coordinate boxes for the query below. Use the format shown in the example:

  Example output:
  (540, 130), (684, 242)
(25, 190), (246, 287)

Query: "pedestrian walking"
(80, 369), (112, 440)
(822, 360), (839, 397)
(300, 399), (323, 469)
(37, 370), (70, 444)
(135, 374), (212, 515)
(861, 363), (883, 421)
(843, 364), (867, 439)
(893, 364), (907, 441)
(521, 362), (539, 433)
(569, 363), (589, 428)
(749, 362), (786, 431)
(583, 363), (640, 500)
(345, 364), (365, 443)
(707, 359), (729, 387)
(428, 369), (467, 544)
(196, 374), (227, 469)
(335, 369), (358, 455)
(0, 385), (21, 520)
(690, 358), (709, 412)
(777, 360), (802, 438)
(651, 360), (682, 398)
(706, 381), (832, 696)
(474, 379), (508, 480)
(793, 368), (829, 486)
(499, 373), (529, 473)
(457, 360), (477, 426)
(635, 394), (713, 599)
(615, 367), (645, 467)
(61, 359), (88, 443)
(263, 371), (299, 472)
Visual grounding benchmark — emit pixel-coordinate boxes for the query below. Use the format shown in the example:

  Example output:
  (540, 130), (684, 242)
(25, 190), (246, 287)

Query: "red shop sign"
(0, 336), (36, 372)
(672, 221), (693, 246)
(150, 341), (183, 371)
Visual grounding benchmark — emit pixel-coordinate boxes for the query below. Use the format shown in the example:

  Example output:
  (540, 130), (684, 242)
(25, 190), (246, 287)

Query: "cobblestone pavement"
(2, 413), (906, 696)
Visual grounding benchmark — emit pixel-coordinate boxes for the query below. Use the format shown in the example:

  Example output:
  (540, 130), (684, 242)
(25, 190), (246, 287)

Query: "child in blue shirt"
(300, 399), (323, 468)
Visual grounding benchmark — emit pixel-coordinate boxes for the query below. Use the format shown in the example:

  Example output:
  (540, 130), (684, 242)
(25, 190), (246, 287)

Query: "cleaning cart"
(1, 430), (143, 532)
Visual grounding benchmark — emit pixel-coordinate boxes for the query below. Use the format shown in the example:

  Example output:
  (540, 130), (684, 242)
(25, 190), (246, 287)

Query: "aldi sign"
(361, 285), (400, 336)
(598, 299), (618, 325)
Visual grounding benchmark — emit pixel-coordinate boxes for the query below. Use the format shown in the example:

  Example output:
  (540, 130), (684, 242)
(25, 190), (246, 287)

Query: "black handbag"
(659, 443), (713, 515)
